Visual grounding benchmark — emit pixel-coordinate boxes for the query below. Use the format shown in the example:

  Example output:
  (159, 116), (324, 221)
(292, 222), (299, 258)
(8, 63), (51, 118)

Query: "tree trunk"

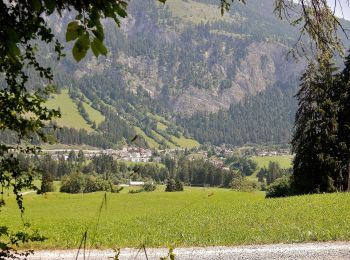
(347, 153), (350, 192)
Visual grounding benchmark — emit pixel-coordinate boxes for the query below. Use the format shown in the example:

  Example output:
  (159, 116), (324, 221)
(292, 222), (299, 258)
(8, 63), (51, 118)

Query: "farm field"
(251, 155), (293, 169)
(1, 188), (350, 249)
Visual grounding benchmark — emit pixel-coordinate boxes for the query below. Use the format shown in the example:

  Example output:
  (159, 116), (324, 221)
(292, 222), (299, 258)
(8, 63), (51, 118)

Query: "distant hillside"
(45, 89), (102, 132)
(43, 89), (200, 149)
(12, 0), (349, 148)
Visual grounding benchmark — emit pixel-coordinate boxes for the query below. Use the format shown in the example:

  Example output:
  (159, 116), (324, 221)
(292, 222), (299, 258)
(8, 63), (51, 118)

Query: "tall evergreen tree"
(337, 51), (350, 191)
(40, 155), (56, 193)
(292, 55), (341, 194)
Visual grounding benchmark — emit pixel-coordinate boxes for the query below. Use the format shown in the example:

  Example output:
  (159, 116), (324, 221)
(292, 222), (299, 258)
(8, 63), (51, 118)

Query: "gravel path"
(20, 191), (36, 196)
(27, 242), (350, 259)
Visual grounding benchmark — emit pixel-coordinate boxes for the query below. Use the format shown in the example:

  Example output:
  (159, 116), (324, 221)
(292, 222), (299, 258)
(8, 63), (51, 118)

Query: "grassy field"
(1, 188), (350, 249)
(152, 130), (178, 149)
(157, 121), (168, 131)
(118, 160), (165, 168)
(171, 135), (200, 149)
(82, 100), (105, 126)
(251, 155), (293, 169)
(136, 113), (200, 149)
(148, 113), (200, 149)
(134, 127), (159, 149)
(45, 90), (93, 132)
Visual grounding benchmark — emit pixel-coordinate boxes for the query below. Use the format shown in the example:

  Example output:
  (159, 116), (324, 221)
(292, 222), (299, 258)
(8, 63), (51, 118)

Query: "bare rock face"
(50, 0), (307, 116)
(164, 42), (304, 114)
(117, 54), (159, 97)
(112, 40), (304, 115)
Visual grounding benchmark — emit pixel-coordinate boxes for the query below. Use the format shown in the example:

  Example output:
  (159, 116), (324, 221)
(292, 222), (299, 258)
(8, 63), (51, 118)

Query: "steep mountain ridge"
(18, 0), (349, 148)
(114, 0), (305, 114)
(49, 0), (305, 114)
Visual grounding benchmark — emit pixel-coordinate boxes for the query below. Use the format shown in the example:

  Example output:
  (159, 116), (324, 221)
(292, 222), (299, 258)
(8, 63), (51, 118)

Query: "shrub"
(165, 179), (183, 192)
(60, 172), (114, 193)
(111, 186), (124, 193)
(230, 176), (256, 192)
(83, 176), (112, 193)
(129, 189), (143, 194)
(175, 179), (184, 191)
(266, 176), (292, 198)
(143, 182), (157, 192)
(41, 172), (54, 193)
(60, 172), (86, 193)
(165, 179), (175, 192)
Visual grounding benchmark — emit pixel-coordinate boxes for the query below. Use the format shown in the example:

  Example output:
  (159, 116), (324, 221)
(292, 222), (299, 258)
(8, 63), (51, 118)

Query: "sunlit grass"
(251, 155), (293, 169)
(45, 89), (93, 132)
(1, 188), (349, 249)
(157, 122), (168, 131)
(152, 130), (177, 149)
(171, 135), (200, 149)
(134, 127), (159, 149)
(82, 100), (105, 126)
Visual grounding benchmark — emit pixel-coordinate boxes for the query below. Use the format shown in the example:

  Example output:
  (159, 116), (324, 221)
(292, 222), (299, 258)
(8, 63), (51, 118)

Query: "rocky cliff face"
(49, 0), (306, 115)
(171, 41), (305, 114)
(105, 0), (306, 114)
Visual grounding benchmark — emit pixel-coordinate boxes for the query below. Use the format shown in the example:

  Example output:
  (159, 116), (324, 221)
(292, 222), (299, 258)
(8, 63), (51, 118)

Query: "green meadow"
(82, 100), (105, 126)
(45, 89), (99, 132)
(1, 187), (350, 249)
(134, 126), (159, 149)
(135, 113), (200, 149)
(171, 135), (200, 149)
(251, 155), (293, 169)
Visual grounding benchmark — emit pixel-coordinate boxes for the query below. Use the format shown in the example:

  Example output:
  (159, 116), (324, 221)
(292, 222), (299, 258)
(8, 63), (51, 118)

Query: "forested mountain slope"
(50, 0), (304, 112)
(8, 0), (349, 148)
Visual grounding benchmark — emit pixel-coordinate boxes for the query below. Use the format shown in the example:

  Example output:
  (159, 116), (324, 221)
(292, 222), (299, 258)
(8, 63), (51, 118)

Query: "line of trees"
(32, 151), (256, 192)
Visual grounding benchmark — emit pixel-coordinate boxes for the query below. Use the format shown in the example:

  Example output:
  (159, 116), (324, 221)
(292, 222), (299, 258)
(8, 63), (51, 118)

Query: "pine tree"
(41, 172), (54, 193)
(292, 55), (341, 194)
(337, 51), (350, 191)
(40, 155), (55, 193)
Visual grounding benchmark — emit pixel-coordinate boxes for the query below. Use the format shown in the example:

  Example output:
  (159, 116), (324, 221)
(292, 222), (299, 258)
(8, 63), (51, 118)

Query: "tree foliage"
(222, 0), (350, 55)
(266, 175), (292, 198)
(165, 179), (184, 192)
(292, 51), (350, 194)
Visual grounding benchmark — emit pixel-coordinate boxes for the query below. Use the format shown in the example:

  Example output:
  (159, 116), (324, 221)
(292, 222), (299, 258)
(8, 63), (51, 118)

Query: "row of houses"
(254, 149), (291, 157)
(42, 147), (154, 162)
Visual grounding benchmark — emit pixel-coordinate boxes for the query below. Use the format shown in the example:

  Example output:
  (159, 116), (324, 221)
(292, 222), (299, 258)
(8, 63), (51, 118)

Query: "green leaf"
(91, 37), (107, 57)
(66, 21), (83, 42)
(72, 33), (90, 62)
(92, 27), (104, 42)
(29, 0), (42, 12)
(44, 0), (55, 13)
(8, 42), (20, 58)
(6, 29), (19, 42)
(115, 6), (128, 18)
(91, 39), (100, 57)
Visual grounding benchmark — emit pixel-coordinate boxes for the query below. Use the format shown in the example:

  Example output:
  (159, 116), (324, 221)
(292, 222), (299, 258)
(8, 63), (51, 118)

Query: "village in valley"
(42, 145), (291, 170)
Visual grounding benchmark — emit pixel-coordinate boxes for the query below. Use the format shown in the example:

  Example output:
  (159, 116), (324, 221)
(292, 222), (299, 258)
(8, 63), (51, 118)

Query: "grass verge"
(1, 188), (350, 249)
